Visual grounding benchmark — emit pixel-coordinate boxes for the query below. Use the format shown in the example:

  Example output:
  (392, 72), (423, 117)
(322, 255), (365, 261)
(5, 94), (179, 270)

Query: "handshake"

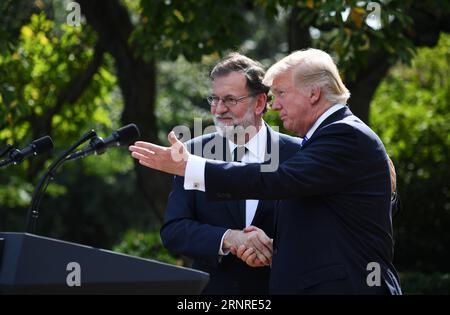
(222, 226), (273, 267)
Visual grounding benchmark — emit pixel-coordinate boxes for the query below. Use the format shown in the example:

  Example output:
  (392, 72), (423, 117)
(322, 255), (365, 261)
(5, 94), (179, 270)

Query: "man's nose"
(214, 101), (228, 114)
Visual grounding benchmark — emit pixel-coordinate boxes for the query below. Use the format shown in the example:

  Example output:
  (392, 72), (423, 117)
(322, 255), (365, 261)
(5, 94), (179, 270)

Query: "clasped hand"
(223, 226), (273, 267)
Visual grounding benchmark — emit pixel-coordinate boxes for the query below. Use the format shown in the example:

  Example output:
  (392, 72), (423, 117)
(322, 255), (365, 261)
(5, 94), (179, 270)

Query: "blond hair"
(263, 48), (350, 104)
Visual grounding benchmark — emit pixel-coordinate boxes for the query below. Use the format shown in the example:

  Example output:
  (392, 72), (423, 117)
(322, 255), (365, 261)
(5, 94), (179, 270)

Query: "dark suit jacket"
(160, 125), (300, 294)
(204, 107), (402, 295)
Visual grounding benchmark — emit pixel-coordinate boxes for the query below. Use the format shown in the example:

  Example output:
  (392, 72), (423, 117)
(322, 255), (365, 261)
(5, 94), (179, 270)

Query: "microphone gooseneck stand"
(0, 144), (14, 168)
(25, 130), (97, 234)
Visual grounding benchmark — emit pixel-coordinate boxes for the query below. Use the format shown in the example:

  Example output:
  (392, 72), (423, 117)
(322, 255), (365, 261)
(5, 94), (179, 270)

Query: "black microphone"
(0, 136), (54, 167)
(0, 144), (13, 158)
(66, 124), (140, 161)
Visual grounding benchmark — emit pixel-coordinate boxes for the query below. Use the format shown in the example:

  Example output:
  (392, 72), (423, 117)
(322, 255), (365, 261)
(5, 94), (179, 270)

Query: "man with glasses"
(158, 53), (301, 294)
(130, 49), (401, 294)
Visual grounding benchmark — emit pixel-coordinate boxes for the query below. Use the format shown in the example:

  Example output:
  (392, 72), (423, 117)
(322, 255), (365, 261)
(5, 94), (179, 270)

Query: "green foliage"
(0, 0), (38, 53)
(0, 12), (119, 149)
(0, 13), (141, 247)
(259, 0), (417, 81)
(156, 56), (212, 142)
(371, 33), (450, 272)
(237, 7), (289, 71)
(400, 272), (450, 294)
(132, 0), (246, 61)
(114, 229), (184, 266)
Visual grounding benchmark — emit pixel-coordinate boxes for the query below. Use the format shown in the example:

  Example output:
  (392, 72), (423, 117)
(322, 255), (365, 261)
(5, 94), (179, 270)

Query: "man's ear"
(254, 93), (267, 115)
(310, 84), (321, 104)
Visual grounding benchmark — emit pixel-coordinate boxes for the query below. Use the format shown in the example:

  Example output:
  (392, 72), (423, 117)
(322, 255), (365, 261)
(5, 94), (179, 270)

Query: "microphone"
(0, 136), (54, 167)
(0, 144), (13, 158)
(66, 124), (140, 161)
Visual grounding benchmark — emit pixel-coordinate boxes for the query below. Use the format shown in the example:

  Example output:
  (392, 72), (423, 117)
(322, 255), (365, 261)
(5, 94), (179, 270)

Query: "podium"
(0, 232), (209, 294)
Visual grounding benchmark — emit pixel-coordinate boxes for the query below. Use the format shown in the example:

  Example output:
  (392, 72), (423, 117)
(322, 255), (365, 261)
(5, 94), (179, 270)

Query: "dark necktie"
(232, 146), (247, 227)
(233, 146), (248, 162)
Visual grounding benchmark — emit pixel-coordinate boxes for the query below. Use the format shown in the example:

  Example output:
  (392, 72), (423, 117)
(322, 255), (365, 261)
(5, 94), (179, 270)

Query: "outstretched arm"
(129, 131), (188, 176)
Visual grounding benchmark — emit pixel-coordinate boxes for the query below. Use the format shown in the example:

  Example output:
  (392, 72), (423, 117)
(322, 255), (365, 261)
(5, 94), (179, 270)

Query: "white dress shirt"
(184, 120), (268, 256)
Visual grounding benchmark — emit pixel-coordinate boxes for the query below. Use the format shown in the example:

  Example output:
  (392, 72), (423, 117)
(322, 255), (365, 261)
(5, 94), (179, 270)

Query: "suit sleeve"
(160, 175), (228, 268)
(204, 124), (380, 200)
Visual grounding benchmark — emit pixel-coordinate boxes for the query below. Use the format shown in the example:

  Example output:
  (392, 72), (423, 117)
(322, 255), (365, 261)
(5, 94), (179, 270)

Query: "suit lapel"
(225, 200), (245, 228)
(250, 200), (267, 227)
(263, 122), (282, 164)
(302, 106), (353, 149)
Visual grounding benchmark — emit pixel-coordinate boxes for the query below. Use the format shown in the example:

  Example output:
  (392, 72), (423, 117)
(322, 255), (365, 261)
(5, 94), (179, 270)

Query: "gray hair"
(263, 48), (350, 104)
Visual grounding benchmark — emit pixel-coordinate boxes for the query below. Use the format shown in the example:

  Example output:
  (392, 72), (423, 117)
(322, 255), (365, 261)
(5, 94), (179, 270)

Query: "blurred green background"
(0, 0), (449, 294)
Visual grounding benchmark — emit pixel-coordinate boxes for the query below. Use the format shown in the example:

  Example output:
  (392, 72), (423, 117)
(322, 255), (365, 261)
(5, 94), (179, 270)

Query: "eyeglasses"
(207, 94), (258, 107)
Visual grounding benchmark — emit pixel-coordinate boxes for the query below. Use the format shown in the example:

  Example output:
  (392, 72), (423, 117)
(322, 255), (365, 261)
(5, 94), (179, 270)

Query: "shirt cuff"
(219, 229), (231, 256)
(184, 154), (206, 191)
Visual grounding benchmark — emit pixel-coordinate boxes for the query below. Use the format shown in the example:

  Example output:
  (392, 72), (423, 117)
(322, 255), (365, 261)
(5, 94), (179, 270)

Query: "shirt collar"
(306, 104), (346, 139)
(228, 119), (267, 161)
